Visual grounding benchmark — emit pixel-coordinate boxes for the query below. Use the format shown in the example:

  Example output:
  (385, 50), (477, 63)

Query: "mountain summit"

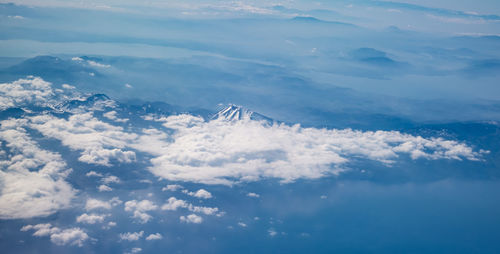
(212, 104), (273, 123)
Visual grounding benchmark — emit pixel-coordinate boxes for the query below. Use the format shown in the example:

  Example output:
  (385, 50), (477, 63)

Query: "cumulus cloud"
(162, 184), (183, 191)
(180, 214), (203, 224)
(146, 233), (163, 241)
(124, 200), (158, 223)
(21, 224), (88, 247)
(186, 189), (212, 199)
(29, 113), (137, 166)
(247, 192), (260, 198)
(0, 119), (74, 219)
(161, 197), (219, 216)
(86, 171), (103, 177)
(98, 184), (112, 192)
(119, 231), (144, 241)
(0, 77), (54, 110)
(76, 213), (108, 224)
(102, 175), (121, 184)
(146, 114), (482, 185)
(85, 197), (121, 211)
(125, 247), (142, 254)
(103, 111), (129, 123)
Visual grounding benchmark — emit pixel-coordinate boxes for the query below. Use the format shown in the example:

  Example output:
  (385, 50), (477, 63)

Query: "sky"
(0, 1), (500, 253)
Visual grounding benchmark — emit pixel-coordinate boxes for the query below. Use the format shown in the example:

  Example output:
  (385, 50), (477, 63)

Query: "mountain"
(211, 104), (274, 123)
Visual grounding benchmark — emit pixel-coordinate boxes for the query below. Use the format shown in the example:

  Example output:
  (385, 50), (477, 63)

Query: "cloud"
(238, 222), (247, 227)
(51, 228), (89, 247)
(102, 175), (121, 184)
(119, 231), (144, 241)
(180, 214), (203, 224)
(146, 233), (163, 241)
(86, 171), (103, 177)
(162, 184), (183, 191)
(29, 113), (137, 166)
(124, 200), (158, 223)
(268, 228), (277, 237)
(125, 247), (142, 254)
(161, 197), (219, 216)
(0, 119), (75, 219)
(85, 197), (121, 211)
(247, 192), (260, 198)
(98, 184), (113, 192)
(161, 197), (188, 211)
(21, 224), (88, 247)
(146, 114), (482, 185)
(0, 77), (54, 110)
(103, 111), (129, 123)
(76, 213), (108, 224)
(186, 189), (212, 199)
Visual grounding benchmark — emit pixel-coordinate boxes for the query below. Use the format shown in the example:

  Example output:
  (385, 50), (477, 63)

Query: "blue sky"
(1, 1), (500, 253)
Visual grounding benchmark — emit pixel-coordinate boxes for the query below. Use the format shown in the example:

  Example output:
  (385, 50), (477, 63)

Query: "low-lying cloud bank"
(0, 77), (486, 220)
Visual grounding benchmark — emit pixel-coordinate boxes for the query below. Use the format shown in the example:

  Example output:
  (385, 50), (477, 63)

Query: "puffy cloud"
(103, 111), (129, 123)
(119, 231), (144, 241)
(76, 213), (108, 224)
(238, 222), (247, 227)
(0, 119), (74, 219)
(162, 184), (183, 191)
(86, 171), (103, 177)
(85, 197), (121, 211)
(268, 228), (277, 237)
(180, 214), (203, 224)
(161, 197), (188, 211)
(247, 192), (260, 198)
(50, 228), (89, 247)
(161, 197), (219, 216)
(124, 200), (158, 223)
(21, 224), (88, 247)
(0, 77), (54, 110)
(101, 175), (120, 184)
(98, 184), (112, 192)
(145, 233), (163, 241)
(186, 189), (212, 199)
(146, 114), (482, 185)
(29, 113), (137, 166)
(125, 247), (142, 254)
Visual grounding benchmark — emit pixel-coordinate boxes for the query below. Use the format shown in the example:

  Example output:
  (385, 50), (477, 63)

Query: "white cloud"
(98, 184), (113, 192)
(29, 113), (137, 166)
(268, 228), (277, 237)
(21, 224), (88, 247)
(0, 119), (74, 219)
(85, 197), (121, 211)
(238, 222), (247, 227)
(50, 228), (89, 247)
(119, 231), (144, 241)
(103, 111), (129, 123)
(124, 200), (158, 223)
(146, 233), (163, 241)
(0, 77), (54, 110)
(186, 189), (212, 199)
(161, 197), (188, 211)
(162, 184), (183, 191)
(146, 114), (481, 185)
(86, 171), (103, 177)
(76, 213), (108, 224)
(180, 214), (203, 224)
(125, 247), (142, 254)
(62, 84), (75, 90)
(247, 192), (260, 198)
(87, 60), (111, 68)
(161, 197), (219, 215)
(102, 175), (121, 184)
(102, 221), (117, 230)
